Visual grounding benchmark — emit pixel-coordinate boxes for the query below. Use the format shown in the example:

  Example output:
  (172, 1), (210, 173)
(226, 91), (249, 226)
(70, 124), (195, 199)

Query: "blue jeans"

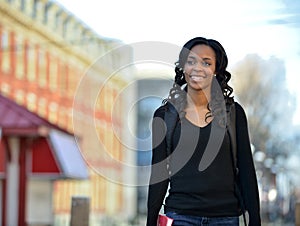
(166, 212), (239, 226)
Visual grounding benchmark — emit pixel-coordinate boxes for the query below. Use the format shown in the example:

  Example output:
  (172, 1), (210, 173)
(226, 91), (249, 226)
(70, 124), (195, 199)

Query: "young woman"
(147, 37), (261, 226)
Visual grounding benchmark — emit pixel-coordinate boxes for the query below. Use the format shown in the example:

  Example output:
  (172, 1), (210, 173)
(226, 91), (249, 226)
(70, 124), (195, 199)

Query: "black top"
(147, 102), (261, 226)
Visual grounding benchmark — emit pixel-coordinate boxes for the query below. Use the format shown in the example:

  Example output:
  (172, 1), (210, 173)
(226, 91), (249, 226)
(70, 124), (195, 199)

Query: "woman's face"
(184, 44), (216, 92)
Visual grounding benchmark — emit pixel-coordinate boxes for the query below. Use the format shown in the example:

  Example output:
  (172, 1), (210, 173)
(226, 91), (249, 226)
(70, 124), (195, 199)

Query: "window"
(24, 0), (34, 17)
(59, 63), (68, 94)
(32, 0), (37, 19)
(12, 0), (22, 9)
(55, 10), (64, 36)
(58, 106), (66, 128)
(26, 42), (36, 81)
(47, 3), (57, 30)
(44, 1), (51, 24)
(38, 47), (47, 87)
(1, 83), (11, 96)
(35, 0), (45, 23)
(66, 20), (76, 43)
(38, 97), (47, 117)
(49, 102), (58, 123)
(49, 55), (58, 91)
(67, 64), (81, 97)
(62, 16), (71, 38)
(1, 28), (10, 73)
(15, 34), (25, 79)
(26, 92), (36, 112)
(15, 89), (25, 105)
(20, 0), (25, 11)
(67, 108), (73, 132)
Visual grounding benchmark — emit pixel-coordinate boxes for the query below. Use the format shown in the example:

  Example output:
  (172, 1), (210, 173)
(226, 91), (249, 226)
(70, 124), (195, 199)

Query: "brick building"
(0, 0), (136, 225)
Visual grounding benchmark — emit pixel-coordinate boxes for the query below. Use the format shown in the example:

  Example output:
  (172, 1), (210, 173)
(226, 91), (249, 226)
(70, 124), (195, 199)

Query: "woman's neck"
(187, 88), (210, 109)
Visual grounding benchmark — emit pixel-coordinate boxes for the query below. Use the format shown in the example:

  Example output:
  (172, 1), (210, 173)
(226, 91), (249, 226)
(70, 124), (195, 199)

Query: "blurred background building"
(136, 78), (172, 218)
(0, 0), (136, 225)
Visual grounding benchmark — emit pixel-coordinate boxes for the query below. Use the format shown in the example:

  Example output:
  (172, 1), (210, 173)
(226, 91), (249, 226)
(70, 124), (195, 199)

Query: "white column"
(6, 137), (19, 226)
(122, 81), (138, 220)
(0, 180), (2, 224)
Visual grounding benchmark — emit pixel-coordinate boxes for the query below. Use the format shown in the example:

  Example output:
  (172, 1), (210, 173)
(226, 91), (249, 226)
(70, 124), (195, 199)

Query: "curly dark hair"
(164, 37), (234, 126)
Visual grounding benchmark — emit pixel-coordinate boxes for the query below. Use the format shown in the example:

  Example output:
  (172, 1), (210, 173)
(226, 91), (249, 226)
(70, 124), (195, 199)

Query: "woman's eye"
(187, 60), (196, 65)
(201, 61), (211, 67)
(186, 60), (211, 67)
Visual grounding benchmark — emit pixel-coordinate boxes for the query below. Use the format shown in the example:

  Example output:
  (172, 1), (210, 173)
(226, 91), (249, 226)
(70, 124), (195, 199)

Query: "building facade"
(0, 0), (136, 225)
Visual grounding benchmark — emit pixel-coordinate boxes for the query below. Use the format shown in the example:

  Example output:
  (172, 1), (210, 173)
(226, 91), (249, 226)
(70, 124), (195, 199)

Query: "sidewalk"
(262, 221), (294, 226)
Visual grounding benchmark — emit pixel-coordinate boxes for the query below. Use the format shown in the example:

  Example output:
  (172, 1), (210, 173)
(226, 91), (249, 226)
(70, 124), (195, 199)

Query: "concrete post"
(296, 202), (300, 226)
(70, 196), (90, 226)
(6, 137), (20, 226)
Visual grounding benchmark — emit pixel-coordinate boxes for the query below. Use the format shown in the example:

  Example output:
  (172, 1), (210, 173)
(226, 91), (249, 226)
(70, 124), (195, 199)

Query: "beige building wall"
(0, 0), (137, 224)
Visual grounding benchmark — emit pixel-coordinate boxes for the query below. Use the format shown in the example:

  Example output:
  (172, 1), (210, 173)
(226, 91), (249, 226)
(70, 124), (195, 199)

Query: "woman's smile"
(189, 74), (208, 82)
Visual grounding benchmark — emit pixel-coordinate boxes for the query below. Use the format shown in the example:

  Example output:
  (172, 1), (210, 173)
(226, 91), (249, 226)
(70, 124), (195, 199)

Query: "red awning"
(0, 94), (88, 180)
(0, 94), (62, 136)
(30, 130), (89, 179)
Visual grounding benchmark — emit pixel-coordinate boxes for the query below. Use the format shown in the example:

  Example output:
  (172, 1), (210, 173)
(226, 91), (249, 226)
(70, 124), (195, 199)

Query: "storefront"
(0, 94), (89, 226)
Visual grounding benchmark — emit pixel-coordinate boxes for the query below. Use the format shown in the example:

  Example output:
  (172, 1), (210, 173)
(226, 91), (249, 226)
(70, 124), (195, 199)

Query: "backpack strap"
(164, 102), (179, 177)
(226, 103), (238, 176)
(227, 102), (247, 226)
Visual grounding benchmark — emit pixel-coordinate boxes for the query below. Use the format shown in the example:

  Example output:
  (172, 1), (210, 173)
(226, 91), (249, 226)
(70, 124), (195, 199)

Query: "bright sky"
(55, 1), (287, 46)
(55, 0), (300, 124)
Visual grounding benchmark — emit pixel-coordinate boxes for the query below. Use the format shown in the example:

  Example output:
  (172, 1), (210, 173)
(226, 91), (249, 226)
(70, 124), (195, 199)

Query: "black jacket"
(146, 102), (261, 226)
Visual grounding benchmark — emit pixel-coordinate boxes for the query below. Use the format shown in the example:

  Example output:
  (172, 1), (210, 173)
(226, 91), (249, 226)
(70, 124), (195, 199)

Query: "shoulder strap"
(164, 102), (179, 177)
(164, 102), (179, 157)
(227, 102), (248, 226)
(226, 103), (238, 175)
